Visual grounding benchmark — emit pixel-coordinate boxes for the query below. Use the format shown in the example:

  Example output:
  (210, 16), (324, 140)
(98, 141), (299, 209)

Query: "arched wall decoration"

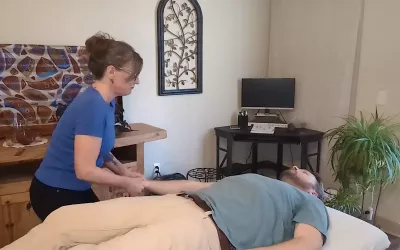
(157, 0), (203, 96)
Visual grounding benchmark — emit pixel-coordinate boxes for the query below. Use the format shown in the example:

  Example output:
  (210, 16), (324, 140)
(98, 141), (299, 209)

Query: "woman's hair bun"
(84, 32), (114, 59)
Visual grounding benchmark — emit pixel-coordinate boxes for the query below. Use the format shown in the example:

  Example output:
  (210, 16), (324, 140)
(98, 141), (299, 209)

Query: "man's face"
(280, 166), (318, 196)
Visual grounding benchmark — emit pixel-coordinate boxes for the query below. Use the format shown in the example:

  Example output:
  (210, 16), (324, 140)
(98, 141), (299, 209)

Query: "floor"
(388, 234), (400, 250)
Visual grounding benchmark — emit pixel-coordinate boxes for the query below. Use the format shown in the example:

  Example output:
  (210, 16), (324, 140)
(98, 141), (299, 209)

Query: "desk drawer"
(0, 181), (31, 196)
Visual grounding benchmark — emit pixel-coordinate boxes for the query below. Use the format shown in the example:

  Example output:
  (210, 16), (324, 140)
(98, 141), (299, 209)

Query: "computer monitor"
(241, 78), (295, 110)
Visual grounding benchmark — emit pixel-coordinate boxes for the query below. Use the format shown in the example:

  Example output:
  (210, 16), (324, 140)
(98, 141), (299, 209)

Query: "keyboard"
(250, 124), (275, 134)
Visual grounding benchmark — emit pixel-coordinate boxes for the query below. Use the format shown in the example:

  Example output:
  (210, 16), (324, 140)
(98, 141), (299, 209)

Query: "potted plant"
(325, 109), (400, 222)
(324, 188), (362, 217)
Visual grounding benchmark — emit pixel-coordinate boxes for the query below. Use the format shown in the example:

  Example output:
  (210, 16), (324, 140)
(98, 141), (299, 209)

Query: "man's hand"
(248, 224), (323, 250)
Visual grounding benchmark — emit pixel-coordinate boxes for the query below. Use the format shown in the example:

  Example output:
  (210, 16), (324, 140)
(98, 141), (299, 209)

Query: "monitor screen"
(241, 78), (295, 109)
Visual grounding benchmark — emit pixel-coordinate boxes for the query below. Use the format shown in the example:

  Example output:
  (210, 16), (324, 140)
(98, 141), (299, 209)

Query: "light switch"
(376, 90), (388, 106)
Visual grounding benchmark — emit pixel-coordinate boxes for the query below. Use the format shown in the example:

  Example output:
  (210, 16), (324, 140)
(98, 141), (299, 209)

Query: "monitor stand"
(255, 109), (279, 118)
(250, 109), (288, 128)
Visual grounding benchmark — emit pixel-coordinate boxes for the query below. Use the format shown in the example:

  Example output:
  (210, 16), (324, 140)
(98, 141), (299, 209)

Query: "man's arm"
(143, 179), (213, 195)
(248, 224), (323, 250)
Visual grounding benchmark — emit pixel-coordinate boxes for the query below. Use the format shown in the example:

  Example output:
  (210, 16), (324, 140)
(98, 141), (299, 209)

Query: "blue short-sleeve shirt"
(186, 174), (329, 250)
(35, 87), (115, 191)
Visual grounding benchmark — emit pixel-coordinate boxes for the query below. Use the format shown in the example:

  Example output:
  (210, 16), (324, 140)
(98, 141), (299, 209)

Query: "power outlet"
(153, 163), (161, 179)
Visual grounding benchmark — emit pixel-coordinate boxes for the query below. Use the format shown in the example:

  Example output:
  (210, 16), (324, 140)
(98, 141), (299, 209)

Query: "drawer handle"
(26, 202), (32, 211)
(5, 223), (14, 228)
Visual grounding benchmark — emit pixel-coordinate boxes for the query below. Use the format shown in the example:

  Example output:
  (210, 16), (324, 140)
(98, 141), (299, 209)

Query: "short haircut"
(310, 171), (325, 201)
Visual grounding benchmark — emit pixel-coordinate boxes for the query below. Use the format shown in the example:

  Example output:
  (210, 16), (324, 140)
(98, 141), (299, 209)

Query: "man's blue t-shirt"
(186, 174), (329, 250)
(35, 87), (115, 191)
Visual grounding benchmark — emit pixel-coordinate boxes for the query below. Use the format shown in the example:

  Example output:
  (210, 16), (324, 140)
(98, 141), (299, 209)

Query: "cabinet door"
(0, 201), (10, 247)
(1, 192), (41, 243)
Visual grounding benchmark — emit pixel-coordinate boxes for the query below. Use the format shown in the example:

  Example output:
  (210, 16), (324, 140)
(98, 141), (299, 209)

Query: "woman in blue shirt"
(30, 33), (144, 221)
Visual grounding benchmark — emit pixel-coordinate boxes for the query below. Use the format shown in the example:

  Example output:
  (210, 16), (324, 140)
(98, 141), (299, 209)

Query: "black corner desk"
(214, 126), (324, 180)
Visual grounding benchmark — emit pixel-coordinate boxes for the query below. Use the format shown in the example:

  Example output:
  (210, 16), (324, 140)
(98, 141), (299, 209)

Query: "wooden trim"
(136, 143), (144, 175)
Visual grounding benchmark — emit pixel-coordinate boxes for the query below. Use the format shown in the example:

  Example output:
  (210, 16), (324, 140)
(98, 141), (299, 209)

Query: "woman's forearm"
(103, 153), (126, 176)
(76, 165), (131, 189)
(143, 180), (213, 195)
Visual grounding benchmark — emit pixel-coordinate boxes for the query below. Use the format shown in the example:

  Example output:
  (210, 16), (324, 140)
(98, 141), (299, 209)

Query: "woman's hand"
(124, 177), (145, 196)
(120, 162), (144, 178)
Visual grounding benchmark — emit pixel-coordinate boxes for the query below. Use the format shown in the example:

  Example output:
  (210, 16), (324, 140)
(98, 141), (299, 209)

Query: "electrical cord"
(246, 144), (254, 164)
(153, 167), (162, 179)
(278, 110), (294, 166)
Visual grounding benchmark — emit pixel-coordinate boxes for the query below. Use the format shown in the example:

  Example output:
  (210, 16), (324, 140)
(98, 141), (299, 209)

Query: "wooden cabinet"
(0, 178), (41, 247)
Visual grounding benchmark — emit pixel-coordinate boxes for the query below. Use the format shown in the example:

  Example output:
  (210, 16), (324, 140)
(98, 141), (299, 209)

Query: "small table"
(214, 126), (324, 180)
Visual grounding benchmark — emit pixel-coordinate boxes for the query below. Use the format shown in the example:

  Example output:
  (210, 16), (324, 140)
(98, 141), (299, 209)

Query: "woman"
(30, 33), (144, 221)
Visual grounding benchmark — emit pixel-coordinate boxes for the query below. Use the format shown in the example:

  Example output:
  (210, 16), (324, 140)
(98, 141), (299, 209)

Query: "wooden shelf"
(114, 123), (167, 148)
(0, 123), (167, 167)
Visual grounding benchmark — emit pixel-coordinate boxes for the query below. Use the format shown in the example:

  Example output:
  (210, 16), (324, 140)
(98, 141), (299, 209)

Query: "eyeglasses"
(114, 66), (132, 74)
(114, 66), (139, 81)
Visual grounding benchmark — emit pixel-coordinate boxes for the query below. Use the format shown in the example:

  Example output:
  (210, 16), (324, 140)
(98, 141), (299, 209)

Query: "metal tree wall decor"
(157, 0), (203, 96)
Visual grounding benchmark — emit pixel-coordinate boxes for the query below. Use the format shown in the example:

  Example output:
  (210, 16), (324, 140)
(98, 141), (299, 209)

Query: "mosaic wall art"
(157, 0), (203, 96)
(0, 44), (93, 126)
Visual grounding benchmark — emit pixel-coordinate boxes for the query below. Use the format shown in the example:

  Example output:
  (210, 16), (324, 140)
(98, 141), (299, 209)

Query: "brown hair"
(279, 169), (325, 201)
(84, 32), (143, 80)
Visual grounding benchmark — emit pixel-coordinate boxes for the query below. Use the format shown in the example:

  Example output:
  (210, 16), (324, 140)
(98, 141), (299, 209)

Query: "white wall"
(267, 0), (400, 233)
(0, 0), (270, 177)
(268, 0), (362, 187)
(355, 0), (400, 230)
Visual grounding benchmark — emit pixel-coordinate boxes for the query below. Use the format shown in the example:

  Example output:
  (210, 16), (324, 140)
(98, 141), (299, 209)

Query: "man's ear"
(308, 190), (318, 198)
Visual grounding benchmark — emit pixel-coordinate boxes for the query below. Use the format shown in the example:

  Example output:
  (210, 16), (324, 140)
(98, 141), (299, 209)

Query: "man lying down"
(3, 166), (329, 250)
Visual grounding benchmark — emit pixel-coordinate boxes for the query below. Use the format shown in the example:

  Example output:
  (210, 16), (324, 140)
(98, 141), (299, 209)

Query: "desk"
(214, 126), (324, 180)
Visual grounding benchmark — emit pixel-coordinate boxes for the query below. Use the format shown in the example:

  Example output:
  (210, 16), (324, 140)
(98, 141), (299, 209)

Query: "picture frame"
(156, 0), (203, 96)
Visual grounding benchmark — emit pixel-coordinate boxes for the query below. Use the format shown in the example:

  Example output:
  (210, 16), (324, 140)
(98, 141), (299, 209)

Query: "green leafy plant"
(325, 109), (400, 219)
(325, 188), (362, 217)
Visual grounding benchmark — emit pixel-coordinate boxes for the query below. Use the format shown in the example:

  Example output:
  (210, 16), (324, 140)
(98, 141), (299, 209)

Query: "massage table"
(324, 207), (391, 250)
(0, 195), (391, 250)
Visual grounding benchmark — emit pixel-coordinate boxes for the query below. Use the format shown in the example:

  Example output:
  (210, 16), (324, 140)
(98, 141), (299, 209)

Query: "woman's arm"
(74, 135), (143, 195)
(103, 153), (125, 176)
(143, 179), (213, 195)
(103, 153), (143, 178)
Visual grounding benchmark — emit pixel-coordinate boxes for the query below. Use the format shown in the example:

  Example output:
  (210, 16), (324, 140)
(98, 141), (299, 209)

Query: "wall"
(268, 0), (400, 233)
(268, 0), (363, 187)
(355, 0), (400, 233)
(0, 0), (270, 177)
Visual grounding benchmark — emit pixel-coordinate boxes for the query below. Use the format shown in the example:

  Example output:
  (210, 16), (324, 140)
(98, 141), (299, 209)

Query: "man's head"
(279, 166), (324, 200)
